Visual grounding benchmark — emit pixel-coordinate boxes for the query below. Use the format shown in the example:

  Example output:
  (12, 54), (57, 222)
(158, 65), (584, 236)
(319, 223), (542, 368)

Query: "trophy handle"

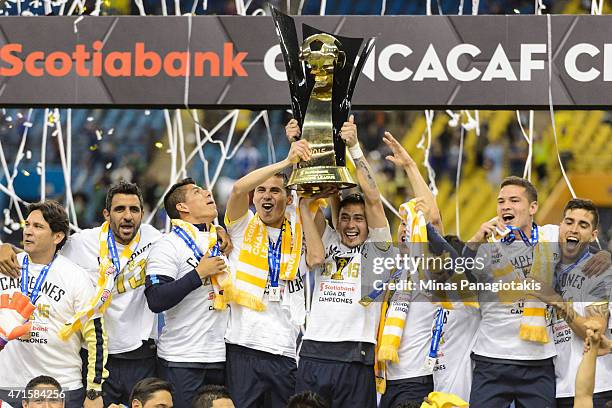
(347, 37), (376, 103)
(270, 6), (309, 127)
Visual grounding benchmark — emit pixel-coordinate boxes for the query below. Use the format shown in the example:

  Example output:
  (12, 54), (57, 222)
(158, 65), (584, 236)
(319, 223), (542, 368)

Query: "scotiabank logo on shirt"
(0, 42), (248, 78)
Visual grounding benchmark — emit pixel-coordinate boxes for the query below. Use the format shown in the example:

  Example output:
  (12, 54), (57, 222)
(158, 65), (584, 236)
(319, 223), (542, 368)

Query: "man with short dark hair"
(464, 179), (611, 407)
(145, 178), (230, 408)
(223, 139), (312, 407)
(0, 182), (161, 407)
(22, 375), (65, 408)
(191, 385), (234, 408)
(296, 116), (393, 407)
(529, 198), (612, 408)
(107, 377), (173, 408)
(0, 201), (107, 408)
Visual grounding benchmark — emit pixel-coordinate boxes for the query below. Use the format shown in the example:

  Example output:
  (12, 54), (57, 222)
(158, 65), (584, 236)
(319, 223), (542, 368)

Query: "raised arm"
(341, 115), (387, 229)
(300, 198), (325, 268)
(225, 140), (311, 223)
(574, 319), (603, 408)
(383, 131), (443, 234)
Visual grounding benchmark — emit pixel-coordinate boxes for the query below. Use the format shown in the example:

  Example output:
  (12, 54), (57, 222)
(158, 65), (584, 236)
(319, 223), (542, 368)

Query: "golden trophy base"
(287, 166), (356, 197)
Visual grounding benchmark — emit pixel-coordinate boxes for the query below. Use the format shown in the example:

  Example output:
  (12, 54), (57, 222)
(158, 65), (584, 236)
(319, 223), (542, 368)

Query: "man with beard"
(144, 178), (230, 408)
(0, 182), (160, 407)
(528, 198), (611, 408)
(295, 117), (392, 408)
(223, 139), (312, 408)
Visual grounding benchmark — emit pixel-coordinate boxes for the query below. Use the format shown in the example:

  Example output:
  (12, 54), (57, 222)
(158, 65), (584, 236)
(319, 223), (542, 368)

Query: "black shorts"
(469, 358), (556, 408)
(295, 356), (377, 408)
(225, 343), (296, 408)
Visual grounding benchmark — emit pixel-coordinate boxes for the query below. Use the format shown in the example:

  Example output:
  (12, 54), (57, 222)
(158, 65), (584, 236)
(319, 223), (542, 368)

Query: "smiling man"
(0, 202), (107, 408)
(530, 199), (612, 408)
(462, 177), (561, 407)
(223, 139), (311, 408)
(144, 178), (230, 408)
(295, 117), (393, 408)
(0, 182), (163, 407)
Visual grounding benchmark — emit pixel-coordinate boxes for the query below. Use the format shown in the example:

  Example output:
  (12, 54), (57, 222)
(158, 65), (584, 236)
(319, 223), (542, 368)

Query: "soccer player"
(0, 182), (161, 406)
(462, 177), (559, 407)
(528, 199), (611, 408)
(223, 139), (311, 408)
(0, 201), (107, 408)
(463, 177), (610, 407)
(144, 178), (229, 408)
(379, 133), (480, 404)
(295, 117), (392, 407)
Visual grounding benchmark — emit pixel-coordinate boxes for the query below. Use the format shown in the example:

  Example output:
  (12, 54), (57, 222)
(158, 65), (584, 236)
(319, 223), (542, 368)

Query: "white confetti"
(23, 121), (32, 128)
(87, 116), (94, 122)
(22, 170), (30, 176)
(73, 15), (84, 34)
(26, 150), (32, 159)
(96, 129), (103, 140)
(52, 129), (60, 137)
(16, 112), (23, 119)
(145, 110), (151, 116)
(5, 116), (12, 122)
(3, 227), (12, 234)
(108, 128), (114, 135)
(513, 8), (520, 13)
(10, 222), (20, 231)
(36, 162), (42, 175)
(105, 162), (113, 169)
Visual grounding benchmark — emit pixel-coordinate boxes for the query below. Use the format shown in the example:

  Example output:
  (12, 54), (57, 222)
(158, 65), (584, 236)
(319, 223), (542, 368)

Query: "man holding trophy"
(269, 7), (387, 407)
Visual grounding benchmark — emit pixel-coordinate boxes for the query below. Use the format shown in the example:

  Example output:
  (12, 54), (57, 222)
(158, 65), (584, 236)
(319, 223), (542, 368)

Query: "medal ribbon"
(267, 224), (284, 289)
(21, 254), (56, 304)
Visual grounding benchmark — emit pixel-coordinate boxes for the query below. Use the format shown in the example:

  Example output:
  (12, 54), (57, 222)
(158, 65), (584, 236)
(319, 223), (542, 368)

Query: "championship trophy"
(270, 7), (375, 197)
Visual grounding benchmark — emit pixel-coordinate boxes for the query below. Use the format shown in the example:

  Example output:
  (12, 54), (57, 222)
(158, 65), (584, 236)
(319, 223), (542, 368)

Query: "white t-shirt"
(553, 260), (612, 398)
(225, 211), (305, 359)
(61, 224), (161, 354)
(387, 290), (437, 380)
(0, 253), (95, 390)
(145, 225), (229, 363)
(303, 224), (392, 344)
(433, 304), (481, 401)
(472, 224), (559, 360)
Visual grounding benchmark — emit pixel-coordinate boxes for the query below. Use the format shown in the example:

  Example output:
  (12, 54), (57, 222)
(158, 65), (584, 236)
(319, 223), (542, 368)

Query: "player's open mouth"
(261, 203), (274, 212)
(501, 214), (515, 223)
(207, 200), (216, 207)
(345, 231), (359, 239)
(566, 236), (579, 249)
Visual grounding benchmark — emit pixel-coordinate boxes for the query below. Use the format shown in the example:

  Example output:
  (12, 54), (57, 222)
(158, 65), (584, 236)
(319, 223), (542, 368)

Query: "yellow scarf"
(233, 211), (302, 311)
(375, 200), (428, 393)
(421, 392), (469, 408)
(489, 227), (554, 343)
(170, 219), (234, 310)
(59, 221), (140, 340)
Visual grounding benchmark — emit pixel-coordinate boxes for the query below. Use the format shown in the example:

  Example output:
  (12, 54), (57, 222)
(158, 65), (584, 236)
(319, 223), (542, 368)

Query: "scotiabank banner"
(0, 15), (611, 108)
